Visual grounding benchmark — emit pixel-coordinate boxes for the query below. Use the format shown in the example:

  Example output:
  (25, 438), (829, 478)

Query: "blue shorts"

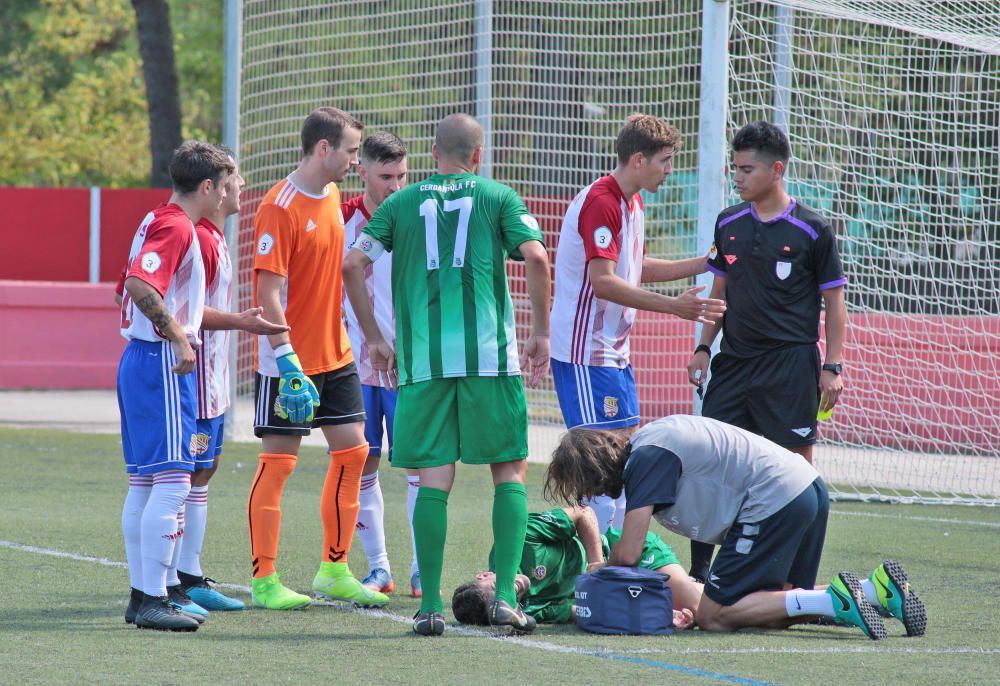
(362, 384), (397, 458)
(194, 415), (225, 470)
(705, 477), (830, 606)
(117, 339), (197, 475)
(551, 359), (639, 430)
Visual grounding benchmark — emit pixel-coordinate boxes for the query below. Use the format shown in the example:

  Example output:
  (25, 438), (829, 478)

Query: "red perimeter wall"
(0, 280), (125, 389)
(1, 188), (997, 454)
(0, 186), (170, 282)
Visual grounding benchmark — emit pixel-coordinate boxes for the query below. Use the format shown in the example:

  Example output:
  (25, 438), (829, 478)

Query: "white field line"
(1, 539), (994, 660)
(830, 509), (1000, 528)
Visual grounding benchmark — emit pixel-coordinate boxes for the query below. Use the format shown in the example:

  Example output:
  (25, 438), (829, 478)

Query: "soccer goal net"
(234, 0), (1000, 504)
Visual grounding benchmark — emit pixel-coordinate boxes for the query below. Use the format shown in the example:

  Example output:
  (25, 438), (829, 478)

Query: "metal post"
(89, 187), (101, 283)
(773, 4), (794, 134)
(223, 0), (243, 438)
(475, 0), (492, 178)
(694, 0), (730, 413)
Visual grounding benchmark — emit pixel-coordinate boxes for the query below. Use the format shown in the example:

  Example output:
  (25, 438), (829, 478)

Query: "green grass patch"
(2, 428), (998, 685)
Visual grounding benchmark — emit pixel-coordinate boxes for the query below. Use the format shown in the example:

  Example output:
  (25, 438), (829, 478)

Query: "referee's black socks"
(689, 540), (715, 584)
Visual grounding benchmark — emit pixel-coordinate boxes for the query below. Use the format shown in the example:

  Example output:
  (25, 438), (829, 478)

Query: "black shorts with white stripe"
(254, 362), (366, 437)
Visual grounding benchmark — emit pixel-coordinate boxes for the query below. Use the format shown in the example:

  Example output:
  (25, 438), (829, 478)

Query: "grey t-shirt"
(623, 415), (819, 544)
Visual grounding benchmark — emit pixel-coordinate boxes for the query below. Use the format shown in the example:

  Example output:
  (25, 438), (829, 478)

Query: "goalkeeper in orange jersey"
(247, 106), (388, 610)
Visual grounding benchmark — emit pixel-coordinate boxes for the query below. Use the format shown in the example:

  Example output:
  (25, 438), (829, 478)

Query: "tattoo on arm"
(134, 292), (176, 333)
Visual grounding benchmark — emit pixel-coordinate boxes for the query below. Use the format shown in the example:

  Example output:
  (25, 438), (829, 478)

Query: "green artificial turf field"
(2, 428), (998, 685)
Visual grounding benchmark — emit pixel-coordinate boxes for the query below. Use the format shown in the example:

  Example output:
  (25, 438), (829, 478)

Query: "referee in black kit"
(685, 121), (847, 584)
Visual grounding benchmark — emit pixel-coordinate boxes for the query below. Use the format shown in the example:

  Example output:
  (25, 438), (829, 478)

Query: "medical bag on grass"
(574, 565), (674, 635)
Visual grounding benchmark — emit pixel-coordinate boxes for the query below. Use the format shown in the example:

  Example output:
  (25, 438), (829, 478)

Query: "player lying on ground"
(451, 505), (699, 630)
(543, 415), (927, 640)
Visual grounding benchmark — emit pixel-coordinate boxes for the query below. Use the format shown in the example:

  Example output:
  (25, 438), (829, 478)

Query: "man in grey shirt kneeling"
(543, 415), (926, 640)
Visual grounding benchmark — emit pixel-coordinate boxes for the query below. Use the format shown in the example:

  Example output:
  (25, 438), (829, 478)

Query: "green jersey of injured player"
(451, 506), (702, 629)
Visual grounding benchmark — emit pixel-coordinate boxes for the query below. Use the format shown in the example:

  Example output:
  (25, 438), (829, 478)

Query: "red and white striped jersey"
(195, 218), (232, 419)
(550, 175), (645, 368)
(119, 203), (205, 346)
(341, 194), (395, 388)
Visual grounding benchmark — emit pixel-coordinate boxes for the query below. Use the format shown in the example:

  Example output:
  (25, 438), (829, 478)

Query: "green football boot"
(827, 571), (887, 640)
(312, 562), (389, 607)
(871, 559), (927, 637)
(251, 572), (311, 610)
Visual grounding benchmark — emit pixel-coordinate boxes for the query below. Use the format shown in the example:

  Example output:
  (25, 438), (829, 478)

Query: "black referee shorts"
(702, 344), (820, 448)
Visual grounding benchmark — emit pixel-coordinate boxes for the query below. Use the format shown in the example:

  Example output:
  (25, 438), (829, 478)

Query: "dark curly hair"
(731, 121), (791, 166)
(543, 429), (631, 505)
(452, 581), (491, 625)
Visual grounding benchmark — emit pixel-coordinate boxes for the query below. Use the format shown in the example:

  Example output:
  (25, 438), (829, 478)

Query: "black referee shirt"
(706, 199), (846, 358)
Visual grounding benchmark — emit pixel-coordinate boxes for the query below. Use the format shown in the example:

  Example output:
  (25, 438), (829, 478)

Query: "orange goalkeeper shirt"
(253, 176), (354, 377)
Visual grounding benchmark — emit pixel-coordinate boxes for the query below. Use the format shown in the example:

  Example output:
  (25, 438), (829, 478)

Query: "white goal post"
(227, 0), (1000, 505)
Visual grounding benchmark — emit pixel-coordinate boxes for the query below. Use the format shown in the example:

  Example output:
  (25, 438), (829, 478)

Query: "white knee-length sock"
(122, 474), (153, 590)
(140, 471), (191, 597)
(611, 491), (627, 529)
(165, 504), (185, 587)
(178, 485), (208, 577)
(581, 495), (615, 533)
(356, 472), (389, 572)
(407, 474), (420, 575)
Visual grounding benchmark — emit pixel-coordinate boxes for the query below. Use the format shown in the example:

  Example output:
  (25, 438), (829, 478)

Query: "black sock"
(689, 540), (715, 583)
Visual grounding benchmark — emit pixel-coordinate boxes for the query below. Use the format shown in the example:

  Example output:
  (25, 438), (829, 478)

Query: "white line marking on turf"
(0, 540), (128, 568)
(3, 539), (994, 661)
(831, 509), (1000, 528)
(613, 647), (1000, 655)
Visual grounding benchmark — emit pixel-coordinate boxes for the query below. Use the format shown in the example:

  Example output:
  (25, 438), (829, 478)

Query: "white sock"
(785, 589), (835, 617)
(610, 491), (627, 529)
(581, 495), (615, 533)
(178, 485), (209, 577)
(407, 474), (420, 575)
(860, 578), (880, 606)
(122, 474), (153, 590)
(165, 504), (185, 587)
(356, 472), (389, 572)
(140, 471), (191, 597)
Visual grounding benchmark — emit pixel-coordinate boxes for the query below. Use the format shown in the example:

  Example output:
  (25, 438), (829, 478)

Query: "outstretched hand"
(520, 334), (551, 388)
(234, 307), (291, 335)
(672, 607), (695, 631)
(671, 285), (726, 325)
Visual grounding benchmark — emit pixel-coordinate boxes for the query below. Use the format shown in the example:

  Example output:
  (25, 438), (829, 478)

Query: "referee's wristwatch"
(822, 362), (842, 375)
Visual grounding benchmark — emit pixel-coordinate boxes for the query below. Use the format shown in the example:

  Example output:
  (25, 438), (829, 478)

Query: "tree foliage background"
(0, 0), (221, 187)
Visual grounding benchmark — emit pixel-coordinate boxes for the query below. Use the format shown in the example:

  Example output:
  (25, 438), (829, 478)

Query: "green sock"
(492, 481), (528, 606)
(413, 486), (449, 613)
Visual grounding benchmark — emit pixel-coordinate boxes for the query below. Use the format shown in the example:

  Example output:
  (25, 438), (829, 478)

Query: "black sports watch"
(822, 362), (842, 375)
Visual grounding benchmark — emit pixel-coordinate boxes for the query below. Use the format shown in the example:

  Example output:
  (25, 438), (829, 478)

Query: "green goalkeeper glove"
(274, 346), (319, 424)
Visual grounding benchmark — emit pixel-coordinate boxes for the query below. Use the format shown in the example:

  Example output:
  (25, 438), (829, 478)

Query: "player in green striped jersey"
(343, 114), (551, 636)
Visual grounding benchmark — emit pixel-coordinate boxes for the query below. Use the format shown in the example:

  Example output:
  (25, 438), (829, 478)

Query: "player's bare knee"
(191, 464), (217, 486)
(362, 454), (381, 475)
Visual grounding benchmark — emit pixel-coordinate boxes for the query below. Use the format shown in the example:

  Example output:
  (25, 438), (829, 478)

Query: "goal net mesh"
(235, 0), (1000, 504)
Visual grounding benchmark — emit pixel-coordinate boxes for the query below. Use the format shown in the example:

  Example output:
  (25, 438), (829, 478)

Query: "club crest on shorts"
(603, 396), (619, 418)
(534, 565), (547, 579)
(188, 434), (199, 455)
(775, 261), (792, 280)
(195, 432), (210, 455)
